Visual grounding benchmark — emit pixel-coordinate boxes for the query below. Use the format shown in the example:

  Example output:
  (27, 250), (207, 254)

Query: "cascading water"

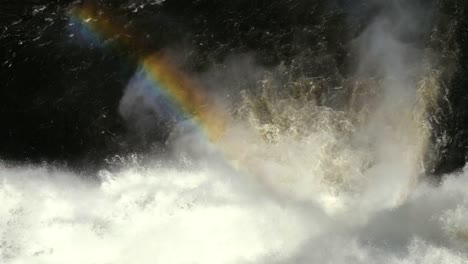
(1, 0), (468, 263)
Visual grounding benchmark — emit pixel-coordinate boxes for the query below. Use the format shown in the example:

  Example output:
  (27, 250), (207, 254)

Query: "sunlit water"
(2, 120), (468, 264)
(3, 1), (467, 263)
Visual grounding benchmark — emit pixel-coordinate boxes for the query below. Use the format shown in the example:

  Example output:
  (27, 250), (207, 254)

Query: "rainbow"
(69, 4), (227, 141)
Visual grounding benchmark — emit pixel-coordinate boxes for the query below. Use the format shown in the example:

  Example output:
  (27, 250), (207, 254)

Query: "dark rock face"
(0, 0), (467, 174)
(428, 0), (468, 175)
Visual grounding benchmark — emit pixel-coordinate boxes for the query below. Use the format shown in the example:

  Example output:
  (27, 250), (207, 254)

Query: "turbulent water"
(2, 0), (468, 263)
(2, 125), (468, 263)
(3, 72), (468, 263)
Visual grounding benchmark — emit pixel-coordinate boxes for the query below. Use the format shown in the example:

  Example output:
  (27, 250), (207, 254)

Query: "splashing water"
(2, 1), (468, 264)
(2, 64), (468, 263)
(2, 136), (468, 264)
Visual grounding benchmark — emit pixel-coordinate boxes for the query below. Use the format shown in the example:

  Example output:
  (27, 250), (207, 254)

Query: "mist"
(2, 0), (468, 263)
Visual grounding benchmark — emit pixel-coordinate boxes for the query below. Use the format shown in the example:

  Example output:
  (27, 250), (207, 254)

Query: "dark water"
(1, 0), (467, 174)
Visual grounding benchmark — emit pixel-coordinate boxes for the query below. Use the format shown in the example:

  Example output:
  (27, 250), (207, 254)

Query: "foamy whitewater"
(2, 139), (468, 264)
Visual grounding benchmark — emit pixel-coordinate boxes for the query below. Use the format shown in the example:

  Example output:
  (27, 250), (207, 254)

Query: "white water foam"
(1, 144), (468, 264)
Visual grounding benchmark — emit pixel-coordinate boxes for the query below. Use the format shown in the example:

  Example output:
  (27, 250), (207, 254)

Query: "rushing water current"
(2, 145), (468, 263)
(2, 1), (468, 263)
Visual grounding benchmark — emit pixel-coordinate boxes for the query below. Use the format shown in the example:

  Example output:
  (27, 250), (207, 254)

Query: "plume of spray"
(346, 0), (438, 210)
(198, 0), (442, 215)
